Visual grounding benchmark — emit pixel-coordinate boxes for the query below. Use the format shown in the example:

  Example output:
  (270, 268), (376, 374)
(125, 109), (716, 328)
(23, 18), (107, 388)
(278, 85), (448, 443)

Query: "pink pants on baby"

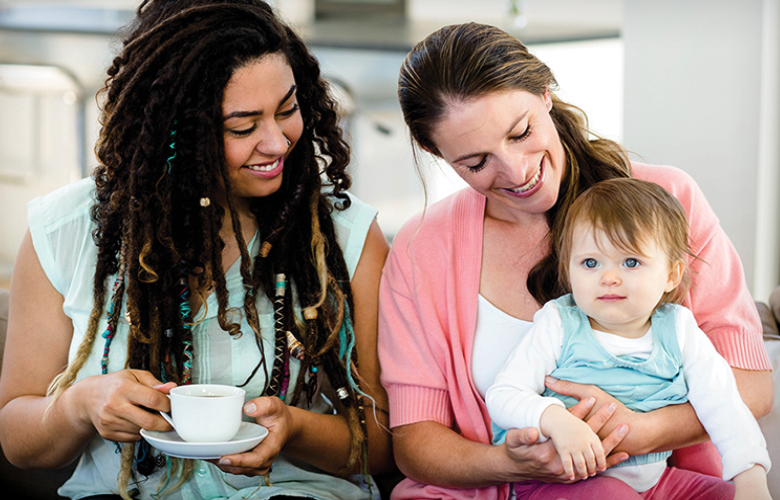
(668, 441), (723, 478)
(514, 466), (734, 500)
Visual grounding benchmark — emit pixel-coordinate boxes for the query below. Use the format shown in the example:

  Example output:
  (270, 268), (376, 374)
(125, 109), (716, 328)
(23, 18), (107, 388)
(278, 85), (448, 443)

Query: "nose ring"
(286, 138), (292, 148)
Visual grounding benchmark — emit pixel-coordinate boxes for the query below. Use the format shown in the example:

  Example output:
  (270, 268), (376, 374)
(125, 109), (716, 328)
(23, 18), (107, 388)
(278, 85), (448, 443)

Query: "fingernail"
(526, 428), (534, 440)
(219, 458), (231, 466)
(607, 402), (617, 413)
(244, 402), (257, 415)
(586, 397), (595, 408)
(619, 425), (629, 436)
(545, 376), (558, 383)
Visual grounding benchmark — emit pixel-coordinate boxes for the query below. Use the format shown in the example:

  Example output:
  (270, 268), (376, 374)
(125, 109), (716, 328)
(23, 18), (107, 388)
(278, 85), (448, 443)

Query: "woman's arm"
(348, 220), (394, 472)
(545, 342), (773, 456)
(0, 232), (173, 469)
(219, 220), (393, 476)
(732, 368), (773, 419)
(677, 306), (770, 480)
(636, 164), (773, 418)
(545, 377), (709, 456)
(544, 370), (772, 457)
(393, 398), (627, 488)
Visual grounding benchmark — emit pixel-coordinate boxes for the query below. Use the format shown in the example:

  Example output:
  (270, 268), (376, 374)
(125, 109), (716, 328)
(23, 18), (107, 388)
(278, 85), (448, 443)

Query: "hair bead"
(259, 241), (273, 258)
(286, 331), (305, 360)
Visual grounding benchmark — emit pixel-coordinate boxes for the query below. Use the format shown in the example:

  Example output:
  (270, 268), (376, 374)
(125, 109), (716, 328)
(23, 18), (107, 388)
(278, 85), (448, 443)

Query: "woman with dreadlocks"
(0, 1), (392, 499)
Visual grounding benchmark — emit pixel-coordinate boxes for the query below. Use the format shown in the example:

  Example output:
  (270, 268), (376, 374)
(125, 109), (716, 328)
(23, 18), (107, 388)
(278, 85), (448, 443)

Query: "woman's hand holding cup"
(213, 396), (293, 477)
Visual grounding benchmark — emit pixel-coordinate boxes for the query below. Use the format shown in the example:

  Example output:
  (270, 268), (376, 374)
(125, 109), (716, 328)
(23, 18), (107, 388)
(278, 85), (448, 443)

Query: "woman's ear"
(543, 87), (552, 111)
(665, 260), (685, 292)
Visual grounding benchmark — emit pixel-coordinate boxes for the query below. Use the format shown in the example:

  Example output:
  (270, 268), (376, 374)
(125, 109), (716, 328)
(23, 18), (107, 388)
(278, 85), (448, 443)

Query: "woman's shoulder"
(392, 187), (484, 246)
(326, 190), (379, 278)
(328, 190), (377, 225)
(632, 161), (694, 186)
(27, 177), (97, 296)
(27, 177), (96, 233)
(631, 161), (707, 212)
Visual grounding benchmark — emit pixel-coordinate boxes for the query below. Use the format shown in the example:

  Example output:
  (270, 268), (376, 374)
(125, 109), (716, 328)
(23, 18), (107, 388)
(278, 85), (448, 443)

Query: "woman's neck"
(484, 198), (548, 228)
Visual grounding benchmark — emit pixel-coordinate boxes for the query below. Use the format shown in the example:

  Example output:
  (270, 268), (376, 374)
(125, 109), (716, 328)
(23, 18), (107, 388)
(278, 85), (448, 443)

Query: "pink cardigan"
(377, 163), (770, 500)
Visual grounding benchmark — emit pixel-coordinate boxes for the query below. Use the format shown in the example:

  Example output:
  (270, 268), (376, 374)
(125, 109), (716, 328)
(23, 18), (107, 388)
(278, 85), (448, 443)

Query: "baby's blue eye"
(583, 258), (598, 269)
(624, 258), (640, 268)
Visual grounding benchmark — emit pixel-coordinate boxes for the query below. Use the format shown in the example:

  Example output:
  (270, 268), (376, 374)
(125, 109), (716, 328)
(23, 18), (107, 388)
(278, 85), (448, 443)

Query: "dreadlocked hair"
(45, 0), (367, 497)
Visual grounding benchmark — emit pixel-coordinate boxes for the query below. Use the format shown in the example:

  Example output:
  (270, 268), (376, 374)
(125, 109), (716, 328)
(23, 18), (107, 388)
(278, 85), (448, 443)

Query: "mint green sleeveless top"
(28, 177), (378, 500)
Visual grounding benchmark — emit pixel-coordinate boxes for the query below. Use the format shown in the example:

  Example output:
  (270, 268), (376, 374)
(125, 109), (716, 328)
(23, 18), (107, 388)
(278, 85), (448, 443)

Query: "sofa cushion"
(760, 286), (780, 496)
(771, 286), (780, 329)
(758, 302), (780, 340)
(759, 338), (780, 497)
(0, 287), (8, 374)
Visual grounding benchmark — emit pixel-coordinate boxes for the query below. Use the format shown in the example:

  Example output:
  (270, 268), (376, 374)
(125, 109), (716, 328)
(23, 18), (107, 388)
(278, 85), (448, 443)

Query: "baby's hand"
(540, 405), (606, 481)
(733, 465), (771, 500)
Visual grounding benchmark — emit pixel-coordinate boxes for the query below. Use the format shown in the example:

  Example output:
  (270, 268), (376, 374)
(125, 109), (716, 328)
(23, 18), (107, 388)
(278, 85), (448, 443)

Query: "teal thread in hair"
(337, 299), (375, 498)
(178, 262), (193, 384)
(100, 272), (125, 375)
(165, 126), (177, 173)
(151, 456), (173, 500)
(337, 301), (376, 407)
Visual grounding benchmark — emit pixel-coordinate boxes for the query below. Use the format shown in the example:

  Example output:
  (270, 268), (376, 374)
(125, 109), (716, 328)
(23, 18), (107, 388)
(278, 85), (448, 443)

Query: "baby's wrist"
(539, 404), (571, 439)
(732, 464), (767, 485)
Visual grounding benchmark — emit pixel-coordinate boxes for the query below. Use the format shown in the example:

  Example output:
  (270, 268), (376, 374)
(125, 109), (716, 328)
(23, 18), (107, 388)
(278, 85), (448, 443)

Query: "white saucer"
(141, 422), (269, 459)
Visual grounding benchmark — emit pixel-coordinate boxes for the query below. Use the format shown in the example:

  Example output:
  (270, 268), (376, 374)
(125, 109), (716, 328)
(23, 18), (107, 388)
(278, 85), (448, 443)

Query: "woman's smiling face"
(429, 89), (567, 223)
(222, 53), (304, 201)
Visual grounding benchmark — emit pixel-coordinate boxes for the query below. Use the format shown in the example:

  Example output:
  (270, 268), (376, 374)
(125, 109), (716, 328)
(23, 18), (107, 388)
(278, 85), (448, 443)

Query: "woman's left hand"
(547, 375), (716, 458)
(211, 396), (293, 477)
(544, 377), (640, 447)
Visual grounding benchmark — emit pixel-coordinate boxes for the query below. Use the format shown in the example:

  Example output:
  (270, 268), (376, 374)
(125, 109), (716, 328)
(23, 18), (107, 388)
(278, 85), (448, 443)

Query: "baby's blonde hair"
(558, 177), (696, 306)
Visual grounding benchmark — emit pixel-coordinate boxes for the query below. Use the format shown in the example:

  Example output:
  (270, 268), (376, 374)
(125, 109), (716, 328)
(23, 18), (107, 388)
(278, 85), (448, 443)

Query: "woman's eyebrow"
(223, 84), (297, 121)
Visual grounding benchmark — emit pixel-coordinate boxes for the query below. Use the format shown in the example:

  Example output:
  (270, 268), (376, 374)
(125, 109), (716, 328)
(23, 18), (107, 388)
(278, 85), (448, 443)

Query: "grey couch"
(757, 286), (780, 495)
(1, 287), (779, 498)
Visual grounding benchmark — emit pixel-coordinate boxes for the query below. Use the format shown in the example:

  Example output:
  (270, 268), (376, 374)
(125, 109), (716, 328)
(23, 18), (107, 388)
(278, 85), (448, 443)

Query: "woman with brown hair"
(0, 1), (391, 499)
(378, 22), (771, 499)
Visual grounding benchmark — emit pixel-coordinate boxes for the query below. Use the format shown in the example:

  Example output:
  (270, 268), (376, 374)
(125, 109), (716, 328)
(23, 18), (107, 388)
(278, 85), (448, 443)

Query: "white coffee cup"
(159, 384), (246, 443)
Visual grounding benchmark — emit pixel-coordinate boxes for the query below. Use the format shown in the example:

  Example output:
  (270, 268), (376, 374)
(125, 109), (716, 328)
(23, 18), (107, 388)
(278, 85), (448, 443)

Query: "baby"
(486, 178), (771, 499)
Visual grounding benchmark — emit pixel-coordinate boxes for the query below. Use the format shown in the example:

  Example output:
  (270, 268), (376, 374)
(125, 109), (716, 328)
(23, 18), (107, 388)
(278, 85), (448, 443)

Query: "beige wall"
(623, 0), (780, 302)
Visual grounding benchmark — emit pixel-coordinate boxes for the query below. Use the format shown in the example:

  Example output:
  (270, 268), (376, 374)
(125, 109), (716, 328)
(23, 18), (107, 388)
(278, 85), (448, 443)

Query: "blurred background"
(0, 0), (778, 303)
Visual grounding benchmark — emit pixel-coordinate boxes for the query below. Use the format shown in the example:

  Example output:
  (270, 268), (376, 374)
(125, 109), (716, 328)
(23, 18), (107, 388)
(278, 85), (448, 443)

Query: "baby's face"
(568, 224), (680, 338)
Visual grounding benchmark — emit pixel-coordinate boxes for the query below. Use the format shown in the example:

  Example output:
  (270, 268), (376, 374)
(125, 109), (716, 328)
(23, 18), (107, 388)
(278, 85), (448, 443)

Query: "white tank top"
(472, 295), (655, 399)
(472, 294), (533, 398)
